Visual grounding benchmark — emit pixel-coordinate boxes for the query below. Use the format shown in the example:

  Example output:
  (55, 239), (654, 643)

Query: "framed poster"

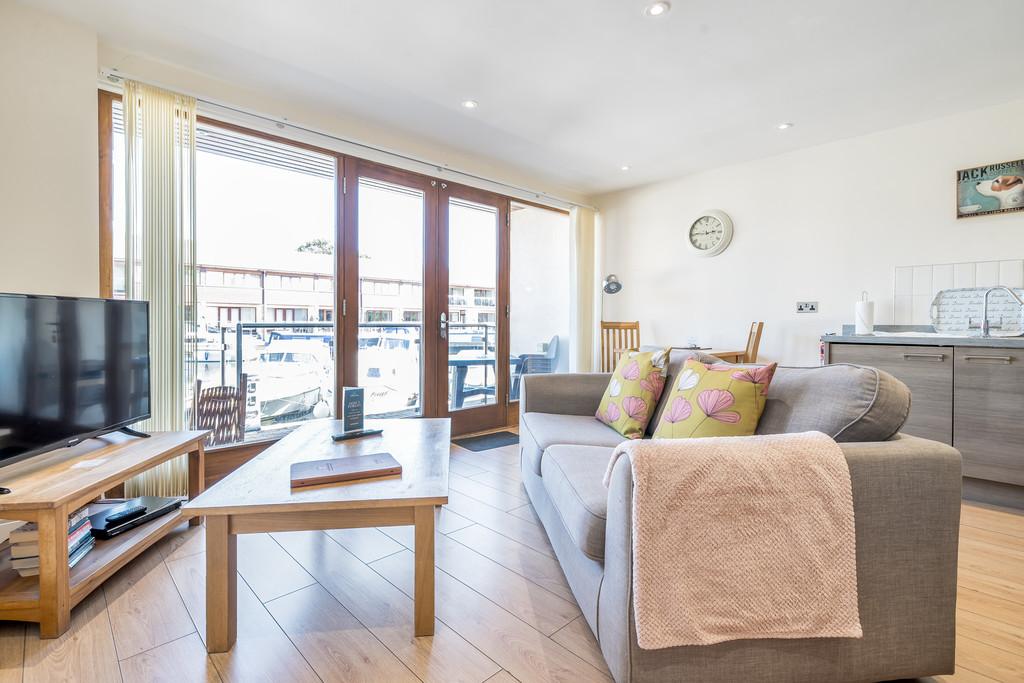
(957, 158), (1024, 218)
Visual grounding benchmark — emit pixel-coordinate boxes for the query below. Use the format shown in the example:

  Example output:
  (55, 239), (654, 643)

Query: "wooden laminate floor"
(1, 441), (1022, 682)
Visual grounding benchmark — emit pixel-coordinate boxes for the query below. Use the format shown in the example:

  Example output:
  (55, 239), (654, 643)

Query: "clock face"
(688, 210), (734, 256)
(689, 216), (724, 251)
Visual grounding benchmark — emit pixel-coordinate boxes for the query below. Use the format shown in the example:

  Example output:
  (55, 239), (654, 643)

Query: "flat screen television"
(0, 294), (150, 468)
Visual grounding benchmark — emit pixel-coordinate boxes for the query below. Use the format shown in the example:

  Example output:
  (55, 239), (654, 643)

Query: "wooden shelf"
(70, 506), (186, 603)
(0, 506), (186, 608)
(0, 430), (207, 638)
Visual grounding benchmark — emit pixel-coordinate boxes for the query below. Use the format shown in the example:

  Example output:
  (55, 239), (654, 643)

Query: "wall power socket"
(797, 301), (819, 313)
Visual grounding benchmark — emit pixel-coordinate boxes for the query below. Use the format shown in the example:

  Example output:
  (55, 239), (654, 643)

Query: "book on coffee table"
(290, 452), (402, 488)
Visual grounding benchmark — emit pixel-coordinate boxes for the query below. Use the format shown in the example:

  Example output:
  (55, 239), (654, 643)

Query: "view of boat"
(358, 325), (421, 416)
(253, 339), (333, 425)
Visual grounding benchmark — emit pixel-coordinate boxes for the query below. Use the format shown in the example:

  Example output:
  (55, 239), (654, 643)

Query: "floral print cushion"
(652, 359), (778, 439)
(595, 348), (670, 439)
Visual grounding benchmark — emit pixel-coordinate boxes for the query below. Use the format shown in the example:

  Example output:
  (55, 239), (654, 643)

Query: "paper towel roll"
(855, 301), (875, 335)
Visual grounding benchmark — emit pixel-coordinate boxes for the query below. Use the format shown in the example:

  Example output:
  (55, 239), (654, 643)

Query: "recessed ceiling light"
(777, 122), (794, 130)
(461, 100), (479, 110)
(643, 2), (671, 17)
(620, 165), (631, 171)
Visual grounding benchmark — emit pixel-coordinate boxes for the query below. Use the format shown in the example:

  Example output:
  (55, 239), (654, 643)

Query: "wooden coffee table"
(182, 418), (450, 653)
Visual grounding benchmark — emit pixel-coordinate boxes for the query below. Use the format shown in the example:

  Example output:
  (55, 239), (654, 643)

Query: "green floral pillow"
(653, 359), (778, 439)
(595, 348), (669, 439)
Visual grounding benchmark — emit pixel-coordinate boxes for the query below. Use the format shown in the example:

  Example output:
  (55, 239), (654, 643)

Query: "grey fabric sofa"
(518, 350), (962, 683)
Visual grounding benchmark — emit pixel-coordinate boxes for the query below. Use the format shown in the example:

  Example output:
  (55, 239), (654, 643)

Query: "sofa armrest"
(520, 372), (611, 417)
(599, 433), (962, 682)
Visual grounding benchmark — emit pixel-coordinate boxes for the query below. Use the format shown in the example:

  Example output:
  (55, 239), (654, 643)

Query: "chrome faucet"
(982, 286), (1024, 337)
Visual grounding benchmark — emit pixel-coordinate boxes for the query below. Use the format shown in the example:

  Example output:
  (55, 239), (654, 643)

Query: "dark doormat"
(453, 431), (520, 452)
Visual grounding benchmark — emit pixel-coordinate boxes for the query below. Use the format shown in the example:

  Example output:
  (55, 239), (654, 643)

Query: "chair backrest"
(744, 322), (764, 363)
(193, 373), (248, 447)
(600, 321), (640, 372)
(510, 335), (562, 401)
(544, 335), (560, 362)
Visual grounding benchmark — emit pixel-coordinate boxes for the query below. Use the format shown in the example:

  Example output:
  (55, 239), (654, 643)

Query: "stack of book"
(9, 507), (95, 577)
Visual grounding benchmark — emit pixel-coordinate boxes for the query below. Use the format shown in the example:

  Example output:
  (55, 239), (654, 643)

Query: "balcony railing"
(194, 320), (510, 444)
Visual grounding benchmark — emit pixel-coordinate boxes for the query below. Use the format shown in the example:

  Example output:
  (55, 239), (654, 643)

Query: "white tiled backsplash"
(893, 259), (1024, 325)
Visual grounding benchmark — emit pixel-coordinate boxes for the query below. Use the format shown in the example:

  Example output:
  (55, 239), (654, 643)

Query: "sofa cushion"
(653, 359), (778, 439)
(639, 346), (721, 436)
(521, 412), (626, 475)
(756, 363), (910, 442)
(540, 445), (614, 560)
(595, 348), (669, 439)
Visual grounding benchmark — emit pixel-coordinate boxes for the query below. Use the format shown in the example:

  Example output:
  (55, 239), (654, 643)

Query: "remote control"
(105, 504), (148, 525)
(331, 428), (383, 442)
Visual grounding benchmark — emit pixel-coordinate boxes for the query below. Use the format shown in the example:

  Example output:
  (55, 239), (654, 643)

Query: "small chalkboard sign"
(342, 387), (364, 433)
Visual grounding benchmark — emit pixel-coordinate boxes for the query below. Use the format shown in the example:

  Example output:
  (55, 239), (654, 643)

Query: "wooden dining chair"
(743, 322), (764, 363)
(192, 374), (248, 447)
(600, 321), (640, 372)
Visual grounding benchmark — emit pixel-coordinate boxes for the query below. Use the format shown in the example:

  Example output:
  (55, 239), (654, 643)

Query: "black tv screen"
(0, 294), (150, 467)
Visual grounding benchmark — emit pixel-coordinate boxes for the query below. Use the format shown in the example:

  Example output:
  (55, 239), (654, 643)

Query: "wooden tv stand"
(0, 430), (207, 638)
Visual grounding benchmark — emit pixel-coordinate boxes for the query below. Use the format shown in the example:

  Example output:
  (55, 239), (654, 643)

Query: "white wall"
(0, 0), (98, 296)
(596, 98), (1024, 366)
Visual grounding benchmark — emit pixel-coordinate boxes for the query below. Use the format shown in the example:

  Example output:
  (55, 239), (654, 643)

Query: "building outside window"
(200, 270), (223, 286)
(220, 271), (260, 287)
(473, 288), (495, 306)
(402, 310), (422, 322)
(448, 287), (466, 305)
(214, 306), (256, 322)
(477, 312), (495, 324)
(318, 308), (333, 321)
(272, 307), (310, 322)
(364, 309), (393, 323)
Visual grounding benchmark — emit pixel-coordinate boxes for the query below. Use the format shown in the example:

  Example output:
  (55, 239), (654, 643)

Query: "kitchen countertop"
(822, 325), (1024, 348)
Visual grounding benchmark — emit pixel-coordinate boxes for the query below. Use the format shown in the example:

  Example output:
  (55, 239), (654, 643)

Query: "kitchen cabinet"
(953, 347), (1024, 486)
(825, 337), (1024, 504)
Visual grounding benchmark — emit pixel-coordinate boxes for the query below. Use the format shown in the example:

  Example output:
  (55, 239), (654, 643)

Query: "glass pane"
(510, 203), (571, 401)
(190, 123), (337, 441)
(448, 198), (498, 411)
(357, 178), (424, 418)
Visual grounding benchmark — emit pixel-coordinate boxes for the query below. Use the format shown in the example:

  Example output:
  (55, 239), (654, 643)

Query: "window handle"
(439, 312), (447, 340)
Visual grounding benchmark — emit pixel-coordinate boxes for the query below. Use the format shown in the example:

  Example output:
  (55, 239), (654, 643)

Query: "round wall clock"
(687, 209), (733, 256)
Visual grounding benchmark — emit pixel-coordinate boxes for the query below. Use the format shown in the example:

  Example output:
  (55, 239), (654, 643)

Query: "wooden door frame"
(342, 158), (441, 417)
(437, 181), (511, 435)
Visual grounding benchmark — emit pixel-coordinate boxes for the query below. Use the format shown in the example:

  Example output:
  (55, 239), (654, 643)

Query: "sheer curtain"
(123, 81), (198, 497)
(569, 206), (602, 372)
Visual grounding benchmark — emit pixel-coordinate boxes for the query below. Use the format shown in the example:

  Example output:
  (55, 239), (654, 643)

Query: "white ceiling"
(24, 0), (1024, 196)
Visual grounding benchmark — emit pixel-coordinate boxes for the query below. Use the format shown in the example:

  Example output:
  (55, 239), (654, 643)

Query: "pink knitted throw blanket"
(604, 431), (862, 649)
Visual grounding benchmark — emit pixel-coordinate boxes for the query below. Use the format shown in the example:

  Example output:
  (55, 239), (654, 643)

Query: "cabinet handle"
(962, 354), (1013, 364)
(901, 353), (945, 361)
